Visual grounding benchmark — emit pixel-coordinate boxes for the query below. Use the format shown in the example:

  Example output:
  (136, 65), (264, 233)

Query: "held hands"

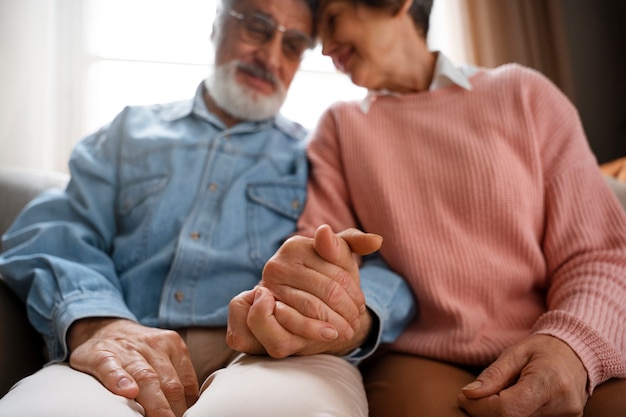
(457, 334), (588, 417)
(227, 224), (382, 357)
(68, 318), (199, 417)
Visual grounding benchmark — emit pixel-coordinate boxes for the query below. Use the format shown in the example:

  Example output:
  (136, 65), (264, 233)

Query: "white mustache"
(236, 62), (278, 87)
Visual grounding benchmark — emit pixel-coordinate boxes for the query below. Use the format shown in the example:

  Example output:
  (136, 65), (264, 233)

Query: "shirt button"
(291, 199), (301, 210)
(190, 232), (201, 241)
(174, 291), (185, 302)
(208, 183), (218, 192)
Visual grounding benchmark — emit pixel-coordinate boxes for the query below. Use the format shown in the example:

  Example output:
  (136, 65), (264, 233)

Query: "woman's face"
(318, 1), (404, 90)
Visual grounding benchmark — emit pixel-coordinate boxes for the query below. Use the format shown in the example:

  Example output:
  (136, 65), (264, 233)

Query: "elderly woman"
(306, 0), (626, 415)
(230, 0), (626, 416)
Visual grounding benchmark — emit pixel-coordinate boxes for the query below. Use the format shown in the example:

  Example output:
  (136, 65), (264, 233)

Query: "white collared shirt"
(360, 52), (478, 113)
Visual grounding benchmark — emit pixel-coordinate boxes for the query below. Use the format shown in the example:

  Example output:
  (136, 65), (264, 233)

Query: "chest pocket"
(246, 182), (306, 269)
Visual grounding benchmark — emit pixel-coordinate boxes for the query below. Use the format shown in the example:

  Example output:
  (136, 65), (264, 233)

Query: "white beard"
(204, 60), (287, 121)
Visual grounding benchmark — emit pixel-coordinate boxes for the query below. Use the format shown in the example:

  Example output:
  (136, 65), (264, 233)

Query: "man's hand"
(600, 156), (626, 182)
(227, 224), (381, 357)
(68, 318), (199, 417)
(457, 334), (588, 417)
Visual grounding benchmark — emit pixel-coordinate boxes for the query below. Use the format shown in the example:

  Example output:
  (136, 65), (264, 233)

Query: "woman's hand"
(457, 334), (588, 417)
(600, 156), (626, 182)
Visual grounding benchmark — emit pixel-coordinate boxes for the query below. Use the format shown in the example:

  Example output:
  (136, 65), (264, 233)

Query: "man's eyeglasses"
(228, 10), (315, 61)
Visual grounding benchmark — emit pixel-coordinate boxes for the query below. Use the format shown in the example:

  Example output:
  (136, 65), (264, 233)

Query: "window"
(81, 0), (464, 134)
(0, 0), (465, 172)
(81, 0), (365, 135)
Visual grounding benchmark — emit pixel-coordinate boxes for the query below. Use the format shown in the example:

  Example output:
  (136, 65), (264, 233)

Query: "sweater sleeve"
(519, 68), (626, 392)
(298, 106), (357, 237)
(298, 106), (416, 360)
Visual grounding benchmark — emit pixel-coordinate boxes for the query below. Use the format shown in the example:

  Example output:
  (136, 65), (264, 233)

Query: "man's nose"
(256, 33), (284, 73)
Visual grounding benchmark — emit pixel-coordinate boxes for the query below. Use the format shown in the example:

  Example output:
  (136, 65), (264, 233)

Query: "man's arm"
(0, 126), (133, 361)
(0, 118), (199, 417)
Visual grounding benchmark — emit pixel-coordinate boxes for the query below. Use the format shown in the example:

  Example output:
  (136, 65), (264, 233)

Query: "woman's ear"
(398, 0), (413, 15)
(210, 19), (218, 42)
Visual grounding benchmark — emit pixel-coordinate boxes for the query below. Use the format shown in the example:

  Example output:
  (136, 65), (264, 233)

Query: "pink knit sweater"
(298, 64), (626, 391)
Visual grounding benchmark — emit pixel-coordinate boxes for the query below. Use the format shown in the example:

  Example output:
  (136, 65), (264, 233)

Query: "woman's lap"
(362, 352), (626, 417)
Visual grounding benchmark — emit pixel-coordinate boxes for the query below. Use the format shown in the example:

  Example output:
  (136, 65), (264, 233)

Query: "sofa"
(0, 168), (69, 396)
(2, 167), (626, 399)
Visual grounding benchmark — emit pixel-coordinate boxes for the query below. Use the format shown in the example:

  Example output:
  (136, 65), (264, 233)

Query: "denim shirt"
(0, 83), (415, 363)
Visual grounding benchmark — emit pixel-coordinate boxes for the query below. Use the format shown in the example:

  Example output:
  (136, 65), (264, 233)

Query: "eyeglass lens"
(231, 11), (313, 60)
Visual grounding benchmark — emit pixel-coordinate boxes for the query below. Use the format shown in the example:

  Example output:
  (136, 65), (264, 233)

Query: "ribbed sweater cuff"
(532, 310), (621, 394)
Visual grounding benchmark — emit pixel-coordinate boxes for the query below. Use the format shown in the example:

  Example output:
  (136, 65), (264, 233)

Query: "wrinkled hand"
(600, 156), (626, 182)
(457, 334), (588, 417)
(227, 224), (382, 357)
(68, 318), (199, 417)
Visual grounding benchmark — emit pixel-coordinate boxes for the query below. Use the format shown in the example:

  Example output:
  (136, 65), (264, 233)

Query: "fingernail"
(332, 234), (338, 246)
(117, 377), (134, 390)
(321, 327), (338, 340)
(462, 381), (482, 391)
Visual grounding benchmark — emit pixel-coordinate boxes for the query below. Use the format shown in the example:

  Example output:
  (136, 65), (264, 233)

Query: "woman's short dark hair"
(352, 0), (433, 38)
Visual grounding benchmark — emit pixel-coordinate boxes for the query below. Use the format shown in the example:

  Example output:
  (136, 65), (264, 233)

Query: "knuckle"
(145, 328), (185, 351)
(225, 330), (237, 348)
(478, 364), (507, 383)
(323, 279), (345, 304)
(300, 296), (326, 321)
(130, 365), (159, 384)
(265, 342), (292, 359)
(150, 403), (175, 417)
(262, 258), (282, 279)
(161, 379), (185, 399)
(225, 329), (245, 350)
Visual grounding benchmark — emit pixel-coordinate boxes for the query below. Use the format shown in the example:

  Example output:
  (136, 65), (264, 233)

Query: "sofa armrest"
(0, 168), (68, 397)
(0, 168), (69, 237)
(0, 279), (47, 397)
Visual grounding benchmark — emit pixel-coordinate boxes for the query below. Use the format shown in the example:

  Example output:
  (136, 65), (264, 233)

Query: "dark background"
(558, 0), (626, 163)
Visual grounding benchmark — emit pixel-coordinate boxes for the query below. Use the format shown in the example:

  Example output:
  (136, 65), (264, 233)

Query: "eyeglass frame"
(227, 9), (316, 61)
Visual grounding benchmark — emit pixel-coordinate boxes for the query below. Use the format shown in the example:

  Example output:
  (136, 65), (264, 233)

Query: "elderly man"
(0, 0), (414, 415)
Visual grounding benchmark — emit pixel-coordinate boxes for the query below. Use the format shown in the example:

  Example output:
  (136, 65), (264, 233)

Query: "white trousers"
(0, 329), (367, 417)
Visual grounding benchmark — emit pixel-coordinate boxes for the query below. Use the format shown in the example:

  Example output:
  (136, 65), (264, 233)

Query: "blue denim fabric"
(0, 83), (416, 364)
(0, 84), (309, 360)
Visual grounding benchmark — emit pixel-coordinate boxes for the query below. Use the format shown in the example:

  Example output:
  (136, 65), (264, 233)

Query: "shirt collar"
(157, 82), (205, 123)
(158, 81), (307, 138)
(430, 51), (476, 91)
(360, 51), (478, 113)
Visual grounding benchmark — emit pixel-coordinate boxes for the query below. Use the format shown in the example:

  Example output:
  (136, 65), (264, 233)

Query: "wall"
(0, 1), (59, 170)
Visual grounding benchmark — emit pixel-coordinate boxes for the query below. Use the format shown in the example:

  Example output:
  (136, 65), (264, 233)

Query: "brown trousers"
(363, 352), (626, 417)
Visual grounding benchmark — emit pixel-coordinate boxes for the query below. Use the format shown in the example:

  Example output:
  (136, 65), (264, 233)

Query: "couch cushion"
(0, 168), (69, 237)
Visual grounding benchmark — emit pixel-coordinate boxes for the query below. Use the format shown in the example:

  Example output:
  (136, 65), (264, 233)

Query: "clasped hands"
(226, 224), (382, 357)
